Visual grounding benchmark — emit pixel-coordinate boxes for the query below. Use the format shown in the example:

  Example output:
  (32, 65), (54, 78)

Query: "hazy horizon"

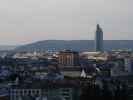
(0, 0), (132, 45)
(2, 39), (133, 46)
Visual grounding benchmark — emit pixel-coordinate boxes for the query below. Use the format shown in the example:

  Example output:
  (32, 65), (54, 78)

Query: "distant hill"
(0, 45), (17, 51)
(15, 40), (133, 52)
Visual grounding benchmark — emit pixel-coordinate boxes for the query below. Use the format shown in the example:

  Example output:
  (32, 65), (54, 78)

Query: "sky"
(0, 0), (132, 45)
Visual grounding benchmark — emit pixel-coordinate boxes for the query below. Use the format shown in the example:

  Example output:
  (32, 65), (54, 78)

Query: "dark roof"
(59, 50), (78, 54)
(11, 79), (80, 89)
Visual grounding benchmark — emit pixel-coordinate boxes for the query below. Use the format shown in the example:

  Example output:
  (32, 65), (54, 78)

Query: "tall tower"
(95, 24), (103, 52)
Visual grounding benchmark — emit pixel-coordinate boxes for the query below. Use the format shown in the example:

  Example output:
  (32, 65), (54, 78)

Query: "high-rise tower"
(95, 24), (103, 52)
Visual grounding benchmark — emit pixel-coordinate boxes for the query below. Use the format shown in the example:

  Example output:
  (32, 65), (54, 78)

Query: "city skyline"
(0, 0), (132, 45)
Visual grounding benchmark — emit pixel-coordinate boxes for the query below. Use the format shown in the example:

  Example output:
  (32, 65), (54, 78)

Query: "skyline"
(0, 0), (132, 45)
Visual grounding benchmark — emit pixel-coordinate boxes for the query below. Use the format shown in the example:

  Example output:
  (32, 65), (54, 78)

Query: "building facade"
(58, 50), (79, 66)
(95, 24), (103, 52)
(9, 88), (77, 100)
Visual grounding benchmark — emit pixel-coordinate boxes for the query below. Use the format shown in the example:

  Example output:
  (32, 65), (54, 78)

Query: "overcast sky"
(0, 0), (132, 45)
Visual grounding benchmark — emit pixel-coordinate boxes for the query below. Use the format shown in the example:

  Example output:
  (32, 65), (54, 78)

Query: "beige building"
(58, 50), (79, 66)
